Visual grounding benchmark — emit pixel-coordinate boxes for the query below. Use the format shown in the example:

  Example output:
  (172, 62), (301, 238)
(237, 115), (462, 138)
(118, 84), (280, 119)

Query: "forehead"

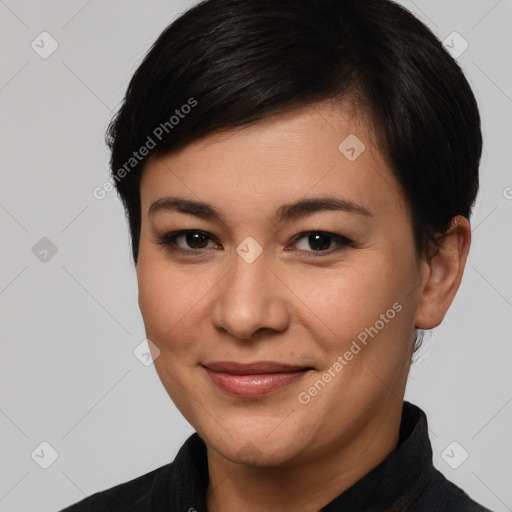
(140, 101), (405, 223)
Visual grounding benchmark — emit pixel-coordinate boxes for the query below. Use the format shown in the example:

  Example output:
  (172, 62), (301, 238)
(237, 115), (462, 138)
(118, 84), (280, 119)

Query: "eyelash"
(156, 230), (354, 257)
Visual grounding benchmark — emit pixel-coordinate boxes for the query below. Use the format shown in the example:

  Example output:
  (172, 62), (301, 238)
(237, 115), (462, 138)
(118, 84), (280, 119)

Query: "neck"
(205, 401), (403, 512)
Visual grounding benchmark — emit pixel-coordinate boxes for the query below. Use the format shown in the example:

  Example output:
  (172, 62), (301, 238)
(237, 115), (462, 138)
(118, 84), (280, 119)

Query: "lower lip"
(205, 369), (309, 398)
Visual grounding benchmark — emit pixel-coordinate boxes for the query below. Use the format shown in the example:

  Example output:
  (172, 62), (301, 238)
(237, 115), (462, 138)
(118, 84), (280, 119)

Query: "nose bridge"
(212, 242), (288, 339)
(231, 253), (267, 298)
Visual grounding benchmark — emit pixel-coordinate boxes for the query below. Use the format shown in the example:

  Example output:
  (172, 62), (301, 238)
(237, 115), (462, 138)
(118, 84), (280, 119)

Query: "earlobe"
(414, 216), (471, 330)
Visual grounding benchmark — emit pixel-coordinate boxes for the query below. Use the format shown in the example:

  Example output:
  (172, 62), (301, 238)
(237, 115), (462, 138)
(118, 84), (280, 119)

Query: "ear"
(414, 216), (471, 330)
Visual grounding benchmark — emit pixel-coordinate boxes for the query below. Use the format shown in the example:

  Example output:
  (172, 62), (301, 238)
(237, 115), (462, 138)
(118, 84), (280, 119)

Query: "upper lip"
(203, 361), (313, 375)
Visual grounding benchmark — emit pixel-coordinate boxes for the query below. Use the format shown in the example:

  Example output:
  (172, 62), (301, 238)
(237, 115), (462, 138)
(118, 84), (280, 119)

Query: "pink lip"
(203, 361), (312, 398)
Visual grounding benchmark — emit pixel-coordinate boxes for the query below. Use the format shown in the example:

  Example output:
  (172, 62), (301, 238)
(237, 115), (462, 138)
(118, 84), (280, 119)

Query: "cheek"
(137, 257), (212, 354)
(298, 257), (404, 344)
(311, 256), (418, 384)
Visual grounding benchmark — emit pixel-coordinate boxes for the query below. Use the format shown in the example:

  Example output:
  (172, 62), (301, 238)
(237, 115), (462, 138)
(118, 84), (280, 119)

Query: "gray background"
(0, 1), (511, 511)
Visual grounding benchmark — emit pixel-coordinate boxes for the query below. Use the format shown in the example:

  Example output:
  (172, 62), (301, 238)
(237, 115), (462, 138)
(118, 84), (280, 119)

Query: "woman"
(61, 0), (491, 510)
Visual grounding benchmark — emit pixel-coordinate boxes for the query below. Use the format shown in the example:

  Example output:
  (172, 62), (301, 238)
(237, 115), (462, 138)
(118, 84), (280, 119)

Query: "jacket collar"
(321, 401), (434, 510)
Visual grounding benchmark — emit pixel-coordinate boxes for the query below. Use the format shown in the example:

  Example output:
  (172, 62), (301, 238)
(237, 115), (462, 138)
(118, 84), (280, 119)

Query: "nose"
(211, 248), (290, 341)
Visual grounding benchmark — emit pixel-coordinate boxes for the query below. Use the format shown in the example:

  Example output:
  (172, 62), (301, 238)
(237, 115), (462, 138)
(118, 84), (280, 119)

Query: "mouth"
(202, 361), (314, 398)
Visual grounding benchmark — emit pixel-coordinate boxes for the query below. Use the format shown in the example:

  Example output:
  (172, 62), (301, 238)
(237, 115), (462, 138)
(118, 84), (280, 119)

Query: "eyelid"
(156, 229), (353, 256)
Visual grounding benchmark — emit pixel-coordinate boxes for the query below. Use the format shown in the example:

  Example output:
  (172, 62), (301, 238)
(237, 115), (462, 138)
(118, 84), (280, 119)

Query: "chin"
(219, 439), (297, 467)
(199, 419), (308, 467)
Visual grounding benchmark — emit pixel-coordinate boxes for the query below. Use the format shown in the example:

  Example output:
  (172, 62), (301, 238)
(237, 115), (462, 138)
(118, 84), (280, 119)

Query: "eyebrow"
(148, 195), (372, 224)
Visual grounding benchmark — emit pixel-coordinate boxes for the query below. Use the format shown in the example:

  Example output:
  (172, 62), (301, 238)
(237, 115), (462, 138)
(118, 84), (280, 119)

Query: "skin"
(136, 100), (471, 512)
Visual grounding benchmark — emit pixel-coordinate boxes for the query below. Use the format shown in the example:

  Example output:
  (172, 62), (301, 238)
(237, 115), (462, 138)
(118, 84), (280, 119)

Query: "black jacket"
(60, 401), (492, 511)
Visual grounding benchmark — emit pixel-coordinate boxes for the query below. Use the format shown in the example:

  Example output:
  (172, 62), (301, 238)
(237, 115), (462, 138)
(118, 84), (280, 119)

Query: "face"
(137, 100), (426, 467)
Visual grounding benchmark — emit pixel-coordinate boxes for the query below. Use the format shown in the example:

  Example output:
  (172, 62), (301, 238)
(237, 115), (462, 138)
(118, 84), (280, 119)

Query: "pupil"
(309, 233), (331, 251)
(187, 232), (208, 249)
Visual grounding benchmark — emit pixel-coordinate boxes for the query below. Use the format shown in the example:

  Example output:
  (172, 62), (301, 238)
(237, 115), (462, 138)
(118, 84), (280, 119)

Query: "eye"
(157, 230), (220, 254)
(157, 230), (353, 257)
(289, 231), (353, 256)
